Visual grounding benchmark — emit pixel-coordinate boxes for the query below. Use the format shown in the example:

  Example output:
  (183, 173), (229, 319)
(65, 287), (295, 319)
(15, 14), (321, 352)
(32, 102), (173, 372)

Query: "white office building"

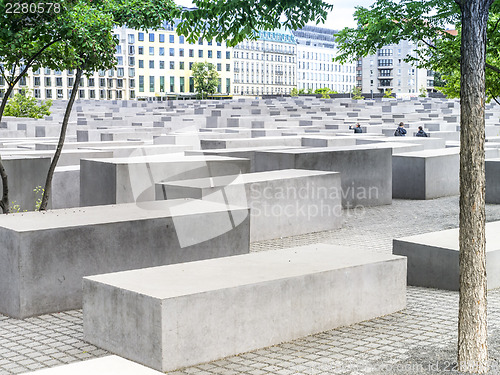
(293, 26), (356, 93)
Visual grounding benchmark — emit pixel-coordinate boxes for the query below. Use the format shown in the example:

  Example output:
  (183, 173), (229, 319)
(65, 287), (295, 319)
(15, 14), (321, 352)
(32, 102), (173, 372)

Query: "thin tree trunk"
(39, 67), (83, 211)
(458, 0), (493, 373)
(0, 38), (63, 214)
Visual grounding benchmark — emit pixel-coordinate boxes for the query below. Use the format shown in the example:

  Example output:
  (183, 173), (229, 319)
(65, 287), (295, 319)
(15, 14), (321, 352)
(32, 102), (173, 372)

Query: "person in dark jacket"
(349, 123), (363, 133)
(415, 126), (428, 137)
(394, 122), (407, 136)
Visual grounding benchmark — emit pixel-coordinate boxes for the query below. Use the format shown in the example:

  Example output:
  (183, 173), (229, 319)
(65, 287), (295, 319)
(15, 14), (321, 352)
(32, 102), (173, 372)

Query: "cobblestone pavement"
(2, 196), (500, 375)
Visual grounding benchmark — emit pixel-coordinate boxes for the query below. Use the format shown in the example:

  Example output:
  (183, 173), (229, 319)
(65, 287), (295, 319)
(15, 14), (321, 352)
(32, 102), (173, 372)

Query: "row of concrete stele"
(0, 97), (499, 373)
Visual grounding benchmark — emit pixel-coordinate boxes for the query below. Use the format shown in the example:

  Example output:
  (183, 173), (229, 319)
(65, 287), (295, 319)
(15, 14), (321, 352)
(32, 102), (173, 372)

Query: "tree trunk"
(39, 68), (83, 211)
(0, 83), (17, 214)
(458, 0), (493, 373)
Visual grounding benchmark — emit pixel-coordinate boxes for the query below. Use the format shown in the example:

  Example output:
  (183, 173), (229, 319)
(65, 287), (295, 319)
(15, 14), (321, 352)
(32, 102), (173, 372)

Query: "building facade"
(233, 29), (297, 96)
(0, 21), (234, 101)
(359, 40), (434, 96)
(293, 26), (356, 93)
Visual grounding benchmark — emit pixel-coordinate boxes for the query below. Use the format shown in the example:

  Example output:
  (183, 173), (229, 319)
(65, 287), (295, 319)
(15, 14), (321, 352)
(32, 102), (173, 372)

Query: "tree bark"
(39, 67), (83, 211)
(458, 0), (493, 373)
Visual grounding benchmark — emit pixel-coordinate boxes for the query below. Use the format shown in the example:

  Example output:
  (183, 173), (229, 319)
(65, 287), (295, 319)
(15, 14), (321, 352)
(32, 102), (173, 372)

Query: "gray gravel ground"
(2, 196), (500, 374)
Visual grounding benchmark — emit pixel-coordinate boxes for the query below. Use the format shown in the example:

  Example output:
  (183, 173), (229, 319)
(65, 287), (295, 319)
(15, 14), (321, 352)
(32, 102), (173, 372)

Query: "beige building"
(0, 22), (234, 101)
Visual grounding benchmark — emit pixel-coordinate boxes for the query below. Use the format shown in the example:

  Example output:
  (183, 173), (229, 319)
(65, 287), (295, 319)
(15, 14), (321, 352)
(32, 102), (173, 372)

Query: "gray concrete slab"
(83, 244), (406, 372)
(0, 199), (249, 318)
(393, 221), (500, 290)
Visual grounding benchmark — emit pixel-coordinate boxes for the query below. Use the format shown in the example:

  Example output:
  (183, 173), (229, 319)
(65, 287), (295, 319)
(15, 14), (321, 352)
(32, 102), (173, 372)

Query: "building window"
(68, 77), (74, 87)
(160, 76), (165, 92)
(217, 51), (221, 59)
(117, 68), (124, 77)
(99, 78), (105, 87)
(159, 34), (165, 43)
(129, 68), (135, 77)
(169, 48), (174, 56)
(180, 77), (185, 92)
(138, 46), (144, 55)
(170, 76), (174, 92)
(130, 90), (135, 99)
(88, 78), (95, 87)
(34, 77), (40, 86)
(149, 33), (154, 42)
(179, 48), (184, 57)
(89, 90), (95, 98)
(169, 34), (174, 43)
(45, 77), (51, 86)
(57, 89), (63, 98)
(217, 63), (221, 71)
(179, 35), (184, 44)
(208, 50), (213, 58)
(79, 89), (85, 98)
(56, 77), (62, 87)
(198, 50), (203, 58)
(107, 78), (113, 88)
(117, 79), (123, 88)
(34, 89), (40, 98)
(129, 45), (135, 55)
(138, 32), (144, 41)
(45, 89), (52, 98)
(139, 76), (144, 92)
(130, 79), (135, 88)
(149, 60), (154, 68)
(159, 61), (165, 69)
(139, 60), (144, 68)
(159, 47), (165, 56)
(149, 47), (154, 55)
(128, 34), (135, 43)
(189, 77), (194, 92)
(179, 62), (184, 69)
(169, 61), (175, 69)
(149, 76), (155, 92)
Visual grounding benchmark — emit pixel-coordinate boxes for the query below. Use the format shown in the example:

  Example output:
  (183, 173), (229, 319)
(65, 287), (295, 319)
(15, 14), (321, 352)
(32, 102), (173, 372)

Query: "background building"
(293, 26), (356, 93)
(359, 40), (434, 96)
(233, 29), (297, 96)
(0, 21), (234, 101)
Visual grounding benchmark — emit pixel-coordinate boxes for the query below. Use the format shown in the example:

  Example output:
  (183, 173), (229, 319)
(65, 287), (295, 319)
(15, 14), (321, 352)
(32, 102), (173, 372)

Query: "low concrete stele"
(83, 244), (407, 372)
(486, 158), (500, 203)
(393, 221), (500, 290)
(156, 169), (342, 241)
(80, 154), (250, 207)
(0, 199), (249, 319)
(392, 148), (459, 200)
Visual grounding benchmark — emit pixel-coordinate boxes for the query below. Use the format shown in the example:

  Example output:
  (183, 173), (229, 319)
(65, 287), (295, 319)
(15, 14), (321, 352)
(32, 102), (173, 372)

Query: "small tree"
(191, 62), (219, 99)
(290, 87), (299, 97)
(351, 86), (365, 100)
(419, 86), (427, 97)
(4, 89), (52, 119)
(383, 89), (393, 98)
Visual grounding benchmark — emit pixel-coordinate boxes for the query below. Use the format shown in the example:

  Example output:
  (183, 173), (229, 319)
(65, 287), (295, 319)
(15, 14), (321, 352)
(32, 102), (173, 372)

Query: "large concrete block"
(80, 154), (250, 207)
(254, 145), (392, 207)
(51, 165), (80, 209)
(157, 169), (342, 241)
(83, 244), (406, 372)
(393, 221), (500, 290)
(0, 156), (51, 211)
(392, 148), (459, 199)
(486, 158), (500, 203)
(0, 199), (249, 318)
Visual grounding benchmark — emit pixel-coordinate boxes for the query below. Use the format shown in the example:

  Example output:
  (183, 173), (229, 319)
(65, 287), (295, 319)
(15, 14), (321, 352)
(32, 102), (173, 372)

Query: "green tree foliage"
(191, 62), (219, 99)
(383, 89), (393, 98)
(290, 87), (299, 97)
(333, 0), (500, 102)
(351, 87), (364, 100)
(176, 0), (332, 46)
(4, 90), (52, 119)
